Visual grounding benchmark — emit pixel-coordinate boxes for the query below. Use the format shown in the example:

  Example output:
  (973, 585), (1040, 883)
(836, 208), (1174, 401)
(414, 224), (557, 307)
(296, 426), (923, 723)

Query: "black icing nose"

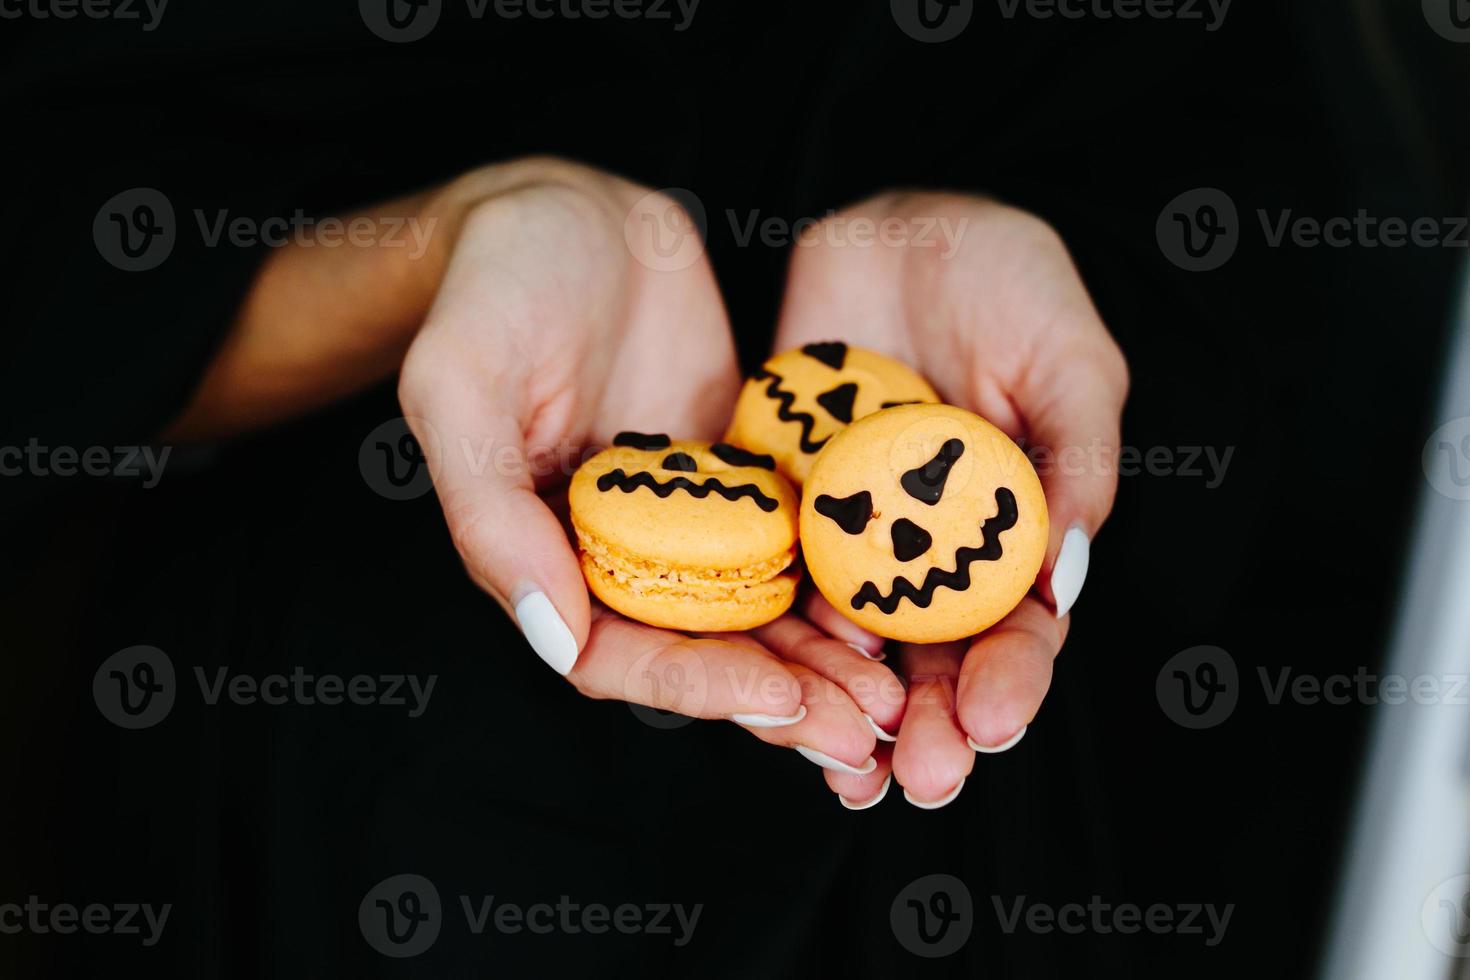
(890, 518), (932, 561)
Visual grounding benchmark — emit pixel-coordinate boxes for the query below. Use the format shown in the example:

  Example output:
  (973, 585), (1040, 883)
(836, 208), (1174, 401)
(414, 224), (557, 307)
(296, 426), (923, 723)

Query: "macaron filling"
(574, 522), (796, 605)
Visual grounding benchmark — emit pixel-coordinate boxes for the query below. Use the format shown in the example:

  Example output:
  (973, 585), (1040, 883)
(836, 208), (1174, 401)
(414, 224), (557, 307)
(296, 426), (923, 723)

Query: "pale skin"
(166, 158), (1126, 806)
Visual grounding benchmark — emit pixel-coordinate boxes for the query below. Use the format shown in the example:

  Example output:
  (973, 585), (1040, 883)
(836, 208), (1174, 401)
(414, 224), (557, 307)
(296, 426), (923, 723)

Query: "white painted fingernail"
(903, 778), (965, 810)
(732, 705), (807, 728)
(839, 775), (892, 811)
(847, 641), (886, 662)
(795, 746), (877, 776)
(967, 725), (1027, 754)
(1051, 526), (1091, 618)
(514, 590), (579, 676)
(864, 714), (897, 742)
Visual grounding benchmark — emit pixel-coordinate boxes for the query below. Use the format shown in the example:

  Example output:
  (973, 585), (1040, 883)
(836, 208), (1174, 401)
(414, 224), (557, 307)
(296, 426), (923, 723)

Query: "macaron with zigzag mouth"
(569, 433), (802, 631)
(725, 342), (939, 486)
(800, 404), (1049, 643)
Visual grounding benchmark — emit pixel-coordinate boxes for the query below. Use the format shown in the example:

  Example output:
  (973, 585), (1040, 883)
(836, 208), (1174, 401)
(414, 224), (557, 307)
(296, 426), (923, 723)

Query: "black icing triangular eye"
(710, 442), (775, 471)
(613, 432), (671, 451)
(890, 518), (932, 561)
(901, 438), (964, 504)
(801, 341), (848, 370)
(815, 383), (858, 423)
(813, 490), (873, 535)
(880, 400), (922, 409)
(661, 452), (697, 472)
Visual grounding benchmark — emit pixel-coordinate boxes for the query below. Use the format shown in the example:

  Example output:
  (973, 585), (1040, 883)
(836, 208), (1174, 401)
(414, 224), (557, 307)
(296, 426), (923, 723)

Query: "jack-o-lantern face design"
(591, 431), (784, 512)
(569, 433), (801, 632)
(799, 405), (1049, 643)
(725, 342), (940, 485)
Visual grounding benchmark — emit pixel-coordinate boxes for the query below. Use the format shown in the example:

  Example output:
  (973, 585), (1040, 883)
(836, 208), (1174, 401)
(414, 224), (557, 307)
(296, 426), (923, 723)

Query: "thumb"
(403, 383), (590, 676)
(1014, 328), (1128, 620)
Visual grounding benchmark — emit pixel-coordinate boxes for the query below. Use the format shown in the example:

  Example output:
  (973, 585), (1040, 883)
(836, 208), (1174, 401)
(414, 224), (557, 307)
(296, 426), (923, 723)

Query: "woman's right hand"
(398, 159), (902, 773)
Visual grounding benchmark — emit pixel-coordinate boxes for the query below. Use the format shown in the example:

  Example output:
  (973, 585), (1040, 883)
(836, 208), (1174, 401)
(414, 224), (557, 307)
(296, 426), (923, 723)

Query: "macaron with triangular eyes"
(800, 404), (1049, 643)
(569, 432), (802, 631)
(725, 341), (940, 486)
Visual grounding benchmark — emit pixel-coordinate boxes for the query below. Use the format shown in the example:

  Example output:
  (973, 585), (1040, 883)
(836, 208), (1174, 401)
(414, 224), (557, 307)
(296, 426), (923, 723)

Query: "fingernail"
(903, 778), (965, 810)
(864, 714), (897, 742)
(1051, 526), (1091, 618)
(514, 590), (579, 676)
(847, 641), (886, 662)
(967, 725), (1027, 754)
(732, 705), (807, 728)
(839, 775), (892, 811)
(795, 746), (878, 776)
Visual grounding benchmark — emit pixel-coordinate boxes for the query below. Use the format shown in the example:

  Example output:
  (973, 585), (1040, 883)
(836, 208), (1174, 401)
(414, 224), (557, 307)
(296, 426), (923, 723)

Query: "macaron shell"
(580, 553), (799, 632)
(800, 404), (1049, 643)
(726, 344), (939, 486)
(570, 439), (798, 570)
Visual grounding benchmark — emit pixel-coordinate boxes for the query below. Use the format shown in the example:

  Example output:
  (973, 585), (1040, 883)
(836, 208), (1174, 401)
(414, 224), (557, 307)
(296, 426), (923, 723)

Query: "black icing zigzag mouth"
(596, 469), (780, 512)
(851, 488), (1019, 613)
(755, 368), (831, 455)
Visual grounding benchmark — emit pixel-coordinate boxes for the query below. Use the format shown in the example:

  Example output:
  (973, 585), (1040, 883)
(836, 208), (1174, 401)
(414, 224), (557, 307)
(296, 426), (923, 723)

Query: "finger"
(956, 596), (1066, 750)
(403, 386), (590, 677)
(571, 608), (804, 721)
(799, 589), (887, 660)
(892, 642), (973, 808)
(740, 663), (878, 774)
(1010, 295), (1128, 619)
(824, 744), (894, 810)
(749, 615), (905, 737)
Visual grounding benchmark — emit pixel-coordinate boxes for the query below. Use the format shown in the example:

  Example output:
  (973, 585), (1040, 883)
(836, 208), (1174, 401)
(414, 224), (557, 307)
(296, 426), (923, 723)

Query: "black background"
(2, 1), (1468, 976)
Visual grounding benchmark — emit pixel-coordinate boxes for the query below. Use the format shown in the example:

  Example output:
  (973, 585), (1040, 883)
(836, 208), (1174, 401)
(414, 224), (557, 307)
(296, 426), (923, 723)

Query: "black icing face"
(747, 343), (937, 469)
(592, 434), (782, 512)
(812, 437), (1020, 612)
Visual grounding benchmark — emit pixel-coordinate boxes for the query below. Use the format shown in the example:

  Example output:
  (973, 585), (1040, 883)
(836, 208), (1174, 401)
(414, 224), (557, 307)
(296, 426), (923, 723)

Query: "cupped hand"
(397, 158), (901, 771)
(771, 192), (1129, 807)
